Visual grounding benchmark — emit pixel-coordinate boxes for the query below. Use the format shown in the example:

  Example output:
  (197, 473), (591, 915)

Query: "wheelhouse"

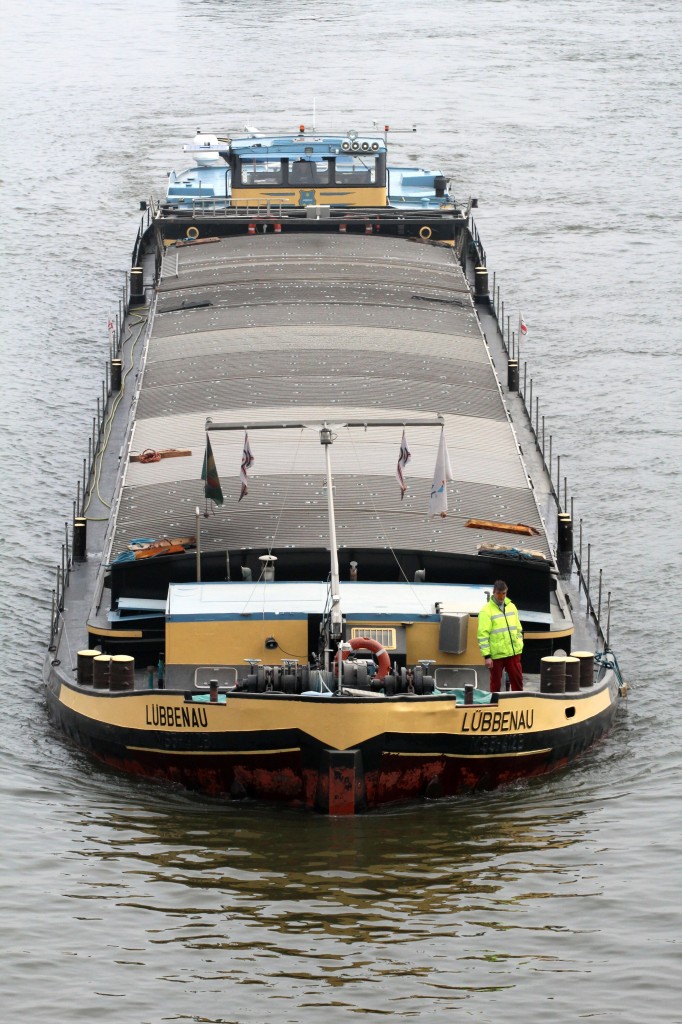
(165, 126), (456, 214)
(229, 134), (388, 207)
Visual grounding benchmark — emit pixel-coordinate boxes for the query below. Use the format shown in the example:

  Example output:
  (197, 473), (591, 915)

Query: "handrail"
(157, 198), (468, 222)
(472, 219), (613, 649)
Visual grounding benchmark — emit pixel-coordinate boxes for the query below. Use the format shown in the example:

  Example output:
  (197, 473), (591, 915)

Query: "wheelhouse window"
(238, 158), (284, 186)
(234, 152), (386, 188)
(286, 158), (331, 185)
(335, 155), (379, 185)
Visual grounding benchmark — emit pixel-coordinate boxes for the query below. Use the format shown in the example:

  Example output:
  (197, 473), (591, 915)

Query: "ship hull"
(45, 666), (620, 813)
(44, 128), (627, 815)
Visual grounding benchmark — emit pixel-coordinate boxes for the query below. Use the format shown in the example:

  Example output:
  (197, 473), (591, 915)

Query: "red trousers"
(489, 654), (523, 693)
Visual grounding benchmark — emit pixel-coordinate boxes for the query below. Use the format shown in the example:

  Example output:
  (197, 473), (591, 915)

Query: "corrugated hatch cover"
(112, 234), (549, 560)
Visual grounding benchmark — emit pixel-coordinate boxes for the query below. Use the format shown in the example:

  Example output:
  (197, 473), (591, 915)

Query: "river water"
(1, 1), (681, 1021)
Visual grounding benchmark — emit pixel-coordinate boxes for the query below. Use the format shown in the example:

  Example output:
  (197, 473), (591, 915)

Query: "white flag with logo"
(428, 430), (454, 517)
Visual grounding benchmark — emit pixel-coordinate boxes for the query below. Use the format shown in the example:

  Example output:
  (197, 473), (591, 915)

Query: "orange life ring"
(335, 636), (391, 679)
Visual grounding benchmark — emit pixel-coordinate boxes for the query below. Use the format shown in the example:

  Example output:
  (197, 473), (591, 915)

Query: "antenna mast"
(320, 424), (342, 640)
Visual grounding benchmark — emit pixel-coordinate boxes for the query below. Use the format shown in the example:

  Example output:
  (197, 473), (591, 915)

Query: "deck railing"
(48, 208), (155, 649)
(468, 218), (612, 650)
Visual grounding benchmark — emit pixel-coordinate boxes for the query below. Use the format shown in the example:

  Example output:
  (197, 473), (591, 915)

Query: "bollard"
(73, 517), (87, 562)
(571, 651), (595, 688)
(130, 266), (144, 305)
(507, 359), (519, 392)
(558, 513), (573, 554)
(110, 654), (135, 691)
(557, 512), (573, 576)
(474, 266), (489, 303)
(540, 656), (566, 693)
(92, 654), (112, 689)
(564, 656), (581, 692)
(110, 359), (122, 391)
(77, 649), (100, 686)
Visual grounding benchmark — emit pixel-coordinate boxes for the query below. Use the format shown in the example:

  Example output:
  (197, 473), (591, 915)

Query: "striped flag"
(396, 429), (411, 499)
(428, 429), (454, 517)
(519, 316), (528, 338)
(201, 434), (223, 506)
(239, 432), (254, 502)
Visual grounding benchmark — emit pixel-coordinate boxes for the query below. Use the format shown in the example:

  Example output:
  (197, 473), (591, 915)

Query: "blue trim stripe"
(167, 612), (309, 622)
(167, 612), (441, 624)
(345, 613), (440, 623)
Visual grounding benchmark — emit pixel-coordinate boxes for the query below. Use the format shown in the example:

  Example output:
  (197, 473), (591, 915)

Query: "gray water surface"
(2, 1), (681, 1021)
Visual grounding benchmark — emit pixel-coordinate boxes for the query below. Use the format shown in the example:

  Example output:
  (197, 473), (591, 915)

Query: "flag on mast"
(201, 434), (223, 506)
(239, 432), (254, 502)
(396, 429), (411, 499)
(428, 429), (454, 517)
(519, 315), (528, 338)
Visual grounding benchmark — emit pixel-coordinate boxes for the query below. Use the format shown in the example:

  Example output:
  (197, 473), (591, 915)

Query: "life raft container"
(335, 636), (391, 679)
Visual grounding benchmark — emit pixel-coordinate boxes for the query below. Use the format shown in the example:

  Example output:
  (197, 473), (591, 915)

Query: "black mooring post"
(110, 358), (122, 391)
(474, 265), (489, 304)
(73, 517), (87, 562)
(130, 266), (145, 305)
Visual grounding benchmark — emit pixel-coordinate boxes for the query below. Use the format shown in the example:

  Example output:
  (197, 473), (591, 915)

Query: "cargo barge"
(44, 124), (627, 813)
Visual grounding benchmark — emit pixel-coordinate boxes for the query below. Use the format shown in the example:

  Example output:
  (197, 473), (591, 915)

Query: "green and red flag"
(201, 434), (223, 506)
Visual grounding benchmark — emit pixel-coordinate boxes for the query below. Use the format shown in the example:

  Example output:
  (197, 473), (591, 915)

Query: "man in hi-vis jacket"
(477, 580), (524, 693)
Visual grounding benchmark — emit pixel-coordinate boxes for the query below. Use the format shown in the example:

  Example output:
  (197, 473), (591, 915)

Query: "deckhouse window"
(287, 158), (331, 185)
(335, 155), (379, 185)
(238, 158), (284, 186)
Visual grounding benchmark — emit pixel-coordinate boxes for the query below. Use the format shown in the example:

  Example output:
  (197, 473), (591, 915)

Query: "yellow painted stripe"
(230, 185), (388, 206)
(525, 628), (574, 640)
(384, 747), (553, 759)
(88, 625), (143, 638)
(126, 745), (301, 756)
(58, 679), (614, 749)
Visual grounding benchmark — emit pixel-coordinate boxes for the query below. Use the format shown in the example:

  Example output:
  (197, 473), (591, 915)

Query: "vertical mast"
(320, 424), (342, 639)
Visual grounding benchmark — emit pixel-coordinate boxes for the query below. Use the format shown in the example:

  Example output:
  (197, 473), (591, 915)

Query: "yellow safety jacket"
(478, 597), (524, 660)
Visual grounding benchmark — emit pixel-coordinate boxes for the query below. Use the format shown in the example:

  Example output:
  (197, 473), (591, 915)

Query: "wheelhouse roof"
(228, 134), (387, 157)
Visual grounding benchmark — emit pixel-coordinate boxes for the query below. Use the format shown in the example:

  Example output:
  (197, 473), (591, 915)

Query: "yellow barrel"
(77, 649), (100, 686)
(571, 651), (595, 688)
(540, 656), (566, 693)
(92, 654), (112, 689)
(564, 656), (581, 692)
(110, 654), (135, 691)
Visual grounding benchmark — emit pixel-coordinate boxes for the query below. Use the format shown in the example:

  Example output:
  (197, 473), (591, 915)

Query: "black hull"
(45, 673), (620, 814)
